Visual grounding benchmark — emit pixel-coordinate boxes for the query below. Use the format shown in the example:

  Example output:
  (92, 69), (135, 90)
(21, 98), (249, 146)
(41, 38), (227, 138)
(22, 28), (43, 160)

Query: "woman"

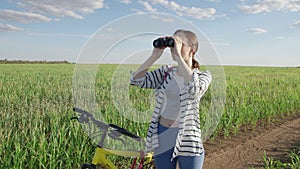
(130, 29), (212, 169)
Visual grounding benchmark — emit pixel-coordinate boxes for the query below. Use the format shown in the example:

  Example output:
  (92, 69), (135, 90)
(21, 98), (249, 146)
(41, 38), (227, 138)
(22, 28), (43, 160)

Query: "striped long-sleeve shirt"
(130, 64), (212, 160)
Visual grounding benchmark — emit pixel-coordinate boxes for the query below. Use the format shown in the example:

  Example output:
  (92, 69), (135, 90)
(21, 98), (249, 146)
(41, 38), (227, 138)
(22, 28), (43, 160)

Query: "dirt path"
(203, 114), (300, 169)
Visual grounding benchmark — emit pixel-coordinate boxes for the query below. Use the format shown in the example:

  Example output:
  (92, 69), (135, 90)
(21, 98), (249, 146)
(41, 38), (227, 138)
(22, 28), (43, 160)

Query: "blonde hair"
(174, 29), (199, 69)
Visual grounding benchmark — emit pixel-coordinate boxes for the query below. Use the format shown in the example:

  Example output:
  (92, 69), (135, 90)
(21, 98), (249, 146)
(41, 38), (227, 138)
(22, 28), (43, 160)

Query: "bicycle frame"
(72, 107), (154, 169)
(85, 147), (153, 169)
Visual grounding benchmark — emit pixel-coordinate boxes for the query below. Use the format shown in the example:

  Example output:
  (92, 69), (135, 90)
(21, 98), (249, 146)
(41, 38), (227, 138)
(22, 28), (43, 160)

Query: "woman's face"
(171, 32), (193, 61)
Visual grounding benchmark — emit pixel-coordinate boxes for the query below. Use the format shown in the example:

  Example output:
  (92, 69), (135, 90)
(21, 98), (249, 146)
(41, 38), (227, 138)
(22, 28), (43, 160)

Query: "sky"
(0, 0), (300, 67)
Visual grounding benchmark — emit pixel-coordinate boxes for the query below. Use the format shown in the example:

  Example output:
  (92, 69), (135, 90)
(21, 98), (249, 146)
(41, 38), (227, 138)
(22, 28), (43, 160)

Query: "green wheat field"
(0, 64), (299, 168)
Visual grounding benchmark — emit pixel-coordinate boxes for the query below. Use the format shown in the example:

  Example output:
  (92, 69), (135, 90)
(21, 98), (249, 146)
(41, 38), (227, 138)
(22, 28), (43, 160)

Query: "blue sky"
(0, 0), (299, 66)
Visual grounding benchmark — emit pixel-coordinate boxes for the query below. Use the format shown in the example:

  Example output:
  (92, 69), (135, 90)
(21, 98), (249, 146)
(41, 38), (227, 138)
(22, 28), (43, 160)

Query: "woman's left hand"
(171, 36), (183, 62)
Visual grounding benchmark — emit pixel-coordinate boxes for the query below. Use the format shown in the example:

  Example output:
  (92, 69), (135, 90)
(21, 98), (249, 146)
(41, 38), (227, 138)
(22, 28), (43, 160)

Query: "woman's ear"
(191, 46), (197, 53)
(190, 46), (196, 56)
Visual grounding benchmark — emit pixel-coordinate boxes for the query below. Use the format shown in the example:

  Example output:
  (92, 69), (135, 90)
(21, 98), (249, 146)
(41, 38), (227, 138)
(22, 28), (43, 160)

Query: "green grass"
(0, 64), (299, 168)
(218, 66), (300, 137)
(262, 147), (300, 169)
(0, 64), (94, 168)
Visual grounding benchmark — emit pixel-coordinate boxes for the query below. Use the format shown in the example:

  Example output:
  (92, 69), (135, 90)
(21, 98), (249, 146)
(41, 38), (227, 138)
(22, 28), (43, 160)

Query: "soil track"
(203, 114), (300, 169)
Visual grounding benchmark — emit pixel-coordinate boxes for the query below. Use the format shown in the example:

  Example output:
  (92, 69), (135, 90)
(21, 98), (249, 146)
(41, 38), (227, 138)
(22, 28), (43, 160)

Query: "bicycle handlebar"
(108, 123), (141, 141)
(72, 107), (141, 141)
(73, 107), (108, 128)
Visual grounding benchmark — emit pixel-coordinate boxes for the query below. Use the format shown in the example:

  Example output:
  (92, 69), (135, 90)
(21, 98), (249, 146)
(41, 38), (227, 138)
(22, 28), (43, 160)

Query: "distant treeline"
(0, 59), (72, 64)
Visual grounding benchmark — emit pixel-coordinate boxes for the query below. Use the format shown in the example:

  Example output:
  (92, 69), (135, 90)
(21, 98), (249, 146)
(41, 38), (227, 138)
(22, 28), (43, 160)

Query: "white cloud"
(139, 1), (157, 12)
(239, 0), (300, 14)
(106, 27), (113, 32)
(148, 0), (217, 20)
(151, 0), (169, 6)
(131, 8), (144, 14)
(150, 15), (176, 23)
(246, 28), (268, 34)
(27, 32), (90, 38)
(183, 6), (217, 20)
(207, 0), (221, 3)
(120, 0), (132, 5)
(160, 17), (176, 23)
(0, 9), (52, 23)
(17, 0), (104, 19)
(169, 1), (181, 11)
(292, 20), (300, 28)
(0, 23), (24, 32)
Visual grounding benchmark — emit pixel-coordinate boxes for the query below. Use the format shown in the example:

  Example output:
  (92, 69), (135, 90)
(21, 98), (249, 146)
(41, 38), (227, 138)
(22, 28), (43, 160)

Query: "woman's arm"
(130, 47), (169, 89)
(132, 48), (165, 80)
(171, 36), (212, 98)
(188, 71), (212, 98)
(171, 36), (193, 83)
(176, 55), (193, 83)
(176, 56), (212, 98)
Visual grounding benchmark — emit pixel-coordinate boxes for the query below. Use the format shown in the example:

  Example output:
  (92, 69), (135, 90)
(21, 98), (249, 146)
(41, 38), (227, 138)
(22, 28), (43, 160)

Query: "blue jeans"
(154, 123), (205, 169)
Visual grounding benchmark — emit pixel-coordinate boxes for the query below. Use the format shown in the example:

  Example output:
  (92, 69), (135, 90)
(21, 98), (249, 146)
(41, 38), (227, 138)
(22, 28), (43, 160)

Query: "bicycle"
(72, 107), (154, 169)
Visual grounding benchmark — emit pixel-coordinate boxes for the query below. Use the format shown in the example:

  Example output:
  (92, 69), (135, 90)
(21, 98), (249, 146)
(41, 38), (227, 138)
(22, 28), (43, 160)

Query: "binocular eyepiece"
(153, 37), (174, 48)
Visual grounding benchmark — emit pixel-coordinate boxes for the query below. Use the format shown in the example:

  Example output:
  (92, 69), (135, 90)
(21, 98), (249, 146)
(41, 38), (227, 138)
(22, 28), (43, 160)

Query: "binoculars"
(153, 37), (174, 48)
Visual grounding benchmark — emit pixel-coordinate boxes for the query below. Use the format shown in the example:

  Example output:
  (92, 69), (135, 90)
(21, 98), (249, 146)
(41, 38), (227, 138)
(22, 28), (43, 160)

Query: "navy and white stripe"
(130, 64), (212, 160)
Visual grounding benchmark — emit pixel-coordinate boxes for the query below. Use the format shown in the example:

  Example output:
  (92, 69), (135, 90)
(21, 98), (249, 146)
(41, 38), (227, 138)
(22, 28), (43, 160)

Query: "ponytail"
(192, 58), (199, 69)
